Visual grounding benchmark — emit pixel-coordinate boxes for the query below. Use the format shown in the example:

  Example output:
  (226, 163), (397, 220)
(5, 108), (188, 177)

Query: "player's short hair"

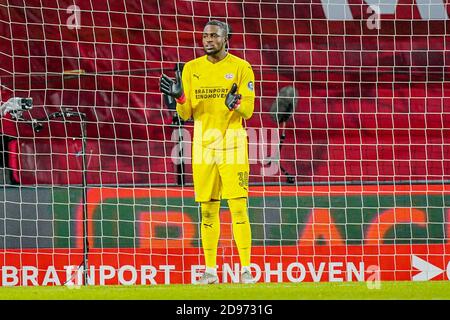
(205, 20), (232, 42)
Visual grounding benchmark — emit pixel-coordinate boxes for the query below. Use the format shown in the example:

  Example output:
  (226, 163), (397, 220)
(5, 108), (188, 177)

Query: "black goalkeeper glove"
(225, 83), (241, 111)
(160, 70), (185, 103)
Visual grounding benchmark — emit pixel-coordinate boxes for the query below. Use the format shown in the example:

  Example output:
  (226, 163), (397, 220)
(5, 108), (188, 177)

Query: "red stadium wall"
(0, 0), (449, 185)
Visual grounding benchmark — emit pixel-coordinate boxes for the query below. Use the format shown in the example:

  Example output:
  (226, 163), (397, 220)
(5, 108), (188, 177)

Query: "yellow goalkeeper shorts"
(192, 142), (249, 202)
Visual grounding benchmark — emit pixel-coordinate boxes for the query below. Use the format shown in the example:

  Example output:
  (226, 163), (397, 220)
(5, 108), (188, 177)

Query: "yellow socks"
(200, 200), (221, 269)
(228, 197), (252, 267)
(201, 198), (252, 271)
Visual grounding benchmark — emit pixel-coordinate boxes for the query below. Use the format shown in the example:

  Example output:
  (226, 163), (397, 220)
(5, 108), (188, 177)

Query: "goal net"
(0, 0), (449, 286)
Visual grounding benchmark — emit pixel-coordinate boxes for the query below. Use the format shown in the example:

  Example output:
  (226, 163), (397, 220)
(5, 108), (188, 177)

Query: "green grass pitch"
(0, 281), (449, 300)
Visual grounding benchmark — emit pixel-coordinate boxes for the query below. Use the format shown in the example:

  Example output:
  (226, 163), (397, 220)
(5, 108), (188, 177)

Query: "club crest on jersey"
(248, 81), (254, 91)
(225, 73), (234, 80)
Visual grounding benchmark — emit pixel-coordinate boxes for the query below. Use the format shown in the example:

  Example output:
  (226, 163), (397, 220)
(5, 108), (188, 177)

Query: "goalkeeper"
(160, 20), (255, 284)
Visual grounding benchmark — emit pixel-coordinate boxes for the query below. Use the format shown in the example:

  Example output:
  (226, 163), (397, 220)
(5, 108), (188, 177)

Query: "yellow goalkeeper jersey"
(176, 53), (255, 150)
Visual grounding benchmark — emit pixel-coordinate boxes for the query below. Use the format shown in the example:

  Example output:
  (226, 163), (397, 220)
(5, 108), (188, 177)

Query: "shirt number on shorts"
(238, 172), (249, 190)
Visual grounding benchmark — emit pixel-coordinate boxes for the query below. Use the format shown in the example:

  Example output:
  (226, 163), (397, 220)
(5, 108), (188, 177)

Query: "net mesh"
(0, 0), (448, 285)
